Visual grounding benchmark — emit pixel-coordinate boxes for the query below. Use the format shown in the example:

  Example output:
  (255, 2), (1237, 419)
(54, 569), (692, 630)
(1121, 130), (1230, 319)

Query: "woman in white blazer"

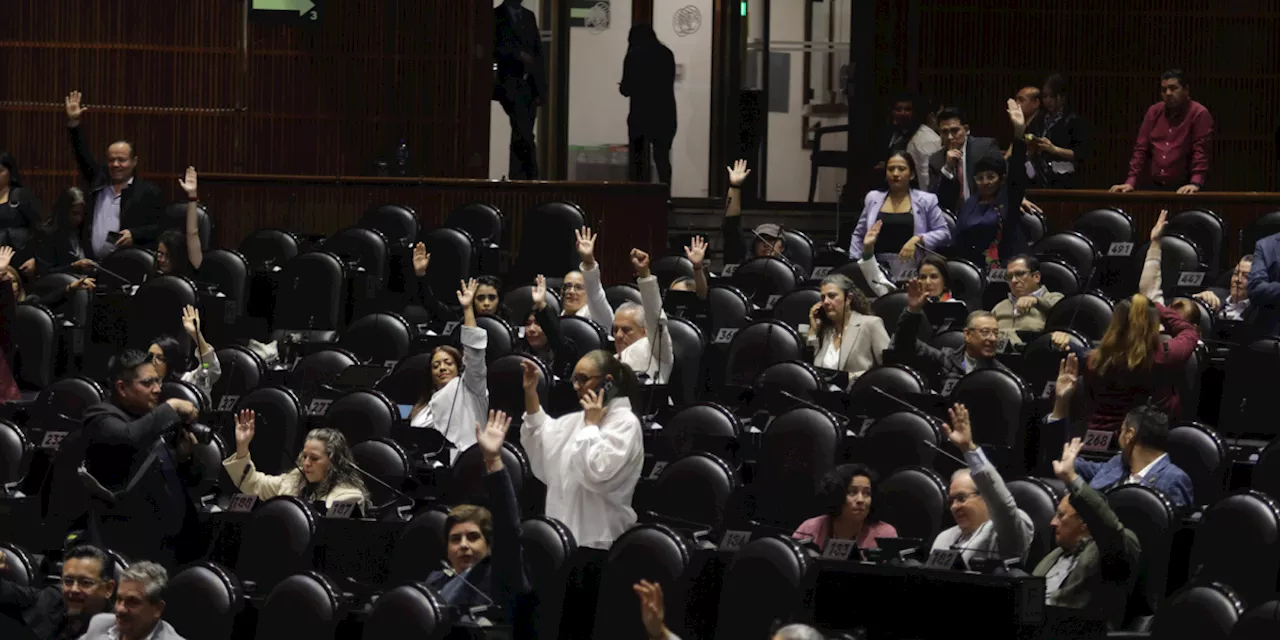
(807, 274), (890, 381)
(519, 350), (644, 549)
(848, 151), (951, 281)
(409, 279), (489, 462)
(223, 413), (370, 510)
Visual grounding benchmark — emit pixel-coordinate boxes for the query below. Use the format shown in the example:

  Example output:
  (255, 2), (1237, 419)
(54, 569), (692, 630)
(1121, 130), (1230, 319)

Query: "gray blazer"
(79, 613), (187, 640)
(931, 448), (1035, 568)
(808, 311), (891, 381)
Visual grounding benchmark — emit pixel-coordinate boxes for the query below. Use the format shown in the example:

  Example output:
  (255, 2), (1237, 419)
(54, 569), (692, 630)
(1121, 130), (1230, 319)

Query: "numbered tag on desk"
(1040, 381), (1056, 400)
(986, 268), (1007, 283)
(925, 548), (961, 570)
(811, 266), (833, 279)
(713, 328), (739, 345)
(224, 300), (239, 325)
(327, 501), (357, 519)
(308, 398), (333, 417)
(383, 359), (398, 370)
(765, 294), (781, 310)
(1082, 429), (1115, 452)
(228, 493), (258, 513)
(1107, 242), (1135, 257)
(860, 417), (875, 434)
(217, 395), (240, 412)
(647, 461), (668, 480)
(1177, 271), (1206, 288)
(822, 539), (857, 561)
(40, 431), (69, 451)
(442, 321), (460, 335)
(940, 377), (959, 397)
(718, 530), (752, 552)
(721, 264), (739, 277)
(996, 332), (1012, 354)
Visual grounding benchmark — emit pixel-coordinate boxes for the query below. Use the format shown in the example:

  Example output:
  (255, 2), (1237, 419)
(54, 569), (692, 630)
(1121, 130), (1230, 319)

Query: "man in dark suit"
(63, 91), (163, 261)
(620, 24), (677, 186)
(494, 0), (544, 180)
(928, 107), (1001, 212)
(1248, 231), (1280, 337)
(81, 350), (204, 570)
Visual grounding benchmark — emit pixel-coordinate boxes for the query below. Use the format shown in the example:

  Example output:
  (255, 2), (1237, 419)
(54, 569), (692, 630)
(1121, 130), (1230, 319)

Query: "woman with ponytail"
(1082, 293), (1199, 432)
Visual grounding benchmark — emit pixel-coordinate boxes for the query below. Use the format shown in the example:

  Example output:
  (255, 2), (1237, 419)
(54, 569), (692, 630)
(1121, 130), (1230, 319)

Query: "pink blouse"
(792, 516), (899, 552)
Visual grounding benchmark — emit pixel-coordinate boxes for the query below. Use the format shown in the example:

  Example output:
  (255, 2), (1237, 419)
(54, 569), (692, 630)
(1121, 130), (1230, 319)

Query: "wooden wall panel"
(909, 0), (1280, 193)
(1, 0), (492, 213)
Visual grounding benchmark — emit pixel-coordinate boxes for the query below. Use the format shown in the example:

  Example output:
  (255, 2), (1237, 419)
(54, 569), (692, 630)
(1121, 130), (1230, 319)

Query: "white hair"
(950, 467), (972, 483)
(774, 624), (826, 640)
(119, 561), (169, 604)
(615, 302), (646, 330)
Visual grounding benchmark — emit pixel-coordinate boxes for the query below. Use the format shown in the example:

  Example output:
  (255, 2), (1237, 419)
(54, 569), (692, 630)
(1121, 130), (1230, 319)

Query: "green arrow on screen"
(253, 0), (315, 16)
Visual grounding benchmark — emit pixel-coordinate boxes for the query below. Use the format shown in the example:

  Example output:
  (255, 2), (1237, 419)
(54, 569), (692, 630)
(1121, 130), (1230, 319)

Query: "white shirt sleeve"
(568, 403), (643, 495)
(521, 408), (557, 480)
(858, 255), (896, 298)
(636, 275), (674, 383)
(459, 325), (489, 397)
(581, 261), (615, 329)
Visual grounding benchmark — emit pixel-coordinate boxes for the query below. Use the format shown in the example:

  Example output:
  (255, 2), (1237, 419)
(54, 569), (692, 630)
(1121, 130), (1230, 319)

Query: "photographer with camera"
(81, 349), (207, 569)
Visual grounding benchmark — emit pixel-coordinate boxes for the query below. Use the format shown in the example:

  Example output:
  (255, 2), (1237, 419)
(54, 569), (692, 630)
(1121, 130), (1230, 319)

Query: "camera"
(169, 422), (214, 447)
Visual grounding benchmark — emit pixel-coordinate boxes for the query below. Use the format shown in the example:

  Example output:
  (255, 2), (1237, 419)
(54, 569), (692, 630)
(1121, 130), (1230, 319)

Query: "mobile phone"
(106, 231), (123, 243)
(599, 378), (616, 403)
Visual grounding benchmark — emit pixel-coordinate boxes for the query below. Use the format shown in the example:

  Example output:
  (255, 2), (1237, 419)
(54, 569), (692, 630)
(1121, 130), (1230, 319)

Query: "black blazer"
(67, 126), (163, 258)
(620, 39), (677, 136)
(928, 135), (1002, 211)
(0, 187), (41, 252)
(494, 4), (545, 101)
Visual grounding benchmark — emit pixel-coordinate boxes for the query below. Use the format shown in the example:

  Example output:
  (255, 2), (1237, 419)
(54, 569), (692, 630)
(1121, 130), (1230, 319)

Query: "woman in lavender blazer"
(847, 151), (951, 262)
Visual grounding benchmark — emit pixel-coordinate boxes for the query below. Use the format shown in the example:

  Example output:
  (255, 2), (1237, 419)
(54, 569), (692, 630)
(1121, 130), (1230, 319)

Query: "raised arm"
(1156, 302), (1199, 364)
(577, 227), (614, 327)
(178, 167), (204, 270)
(684, 236), (710, 301)
(476, 411), (531, 598)
(411, 242), (458, 322)
(1138, 210), (1168, 303)
(892, 278), (947, 365)
(569, 391), (644, 494)
(457, 279), (490, 396)
(1055, 438), (1137, 581)
(723, 160), (750, 265)
(222, 409), (287, 500)
(944, 404), (1033, 562)
(1004, 99), (1030, 217)
(632, 249), (673, 381)
(65, 91), (100, 183)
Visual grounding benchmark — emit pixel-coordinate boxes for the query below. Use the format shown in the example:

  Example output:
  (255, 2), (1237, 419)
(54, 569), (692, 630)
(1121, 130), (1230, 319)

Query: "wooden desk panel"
(1028, 189), (1280, 266)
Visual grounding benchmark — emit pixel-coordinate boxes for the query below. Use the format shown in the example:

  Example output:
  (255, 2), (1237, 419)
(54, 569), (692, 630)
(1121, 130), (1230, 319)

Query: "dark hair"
(106, 349), (155, 391)
(579, 349), (641, 406)
(820, 463), (881, 522)
(110, 139), (137, 157)
(1043, 73), (1069, 98)
(1007, 254), (1040, 273)
(920, 254), (951, 291)
(473, 276), (511, 320)
(888, 92), (924, 130)
(973, 153), (1007, 178)
(884, 150), (921, 190)
(936, 106), (968, 127)
(64, 544), (112, 580)
(444, 504), (494, 547)
(0, 151), (22, 188)
(1123, 405), (1170, 451)
(1160, 69), (1188, 87)
(157, 229), (194, 277)
(150, 334), (191, 380)
(51, 187), (87, 234)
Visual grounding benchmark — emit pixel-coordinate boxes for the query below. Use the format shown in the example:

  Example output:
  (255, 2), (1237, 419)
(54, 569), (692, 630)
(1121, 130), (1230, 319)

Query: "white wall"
(653, 0), (713, 197)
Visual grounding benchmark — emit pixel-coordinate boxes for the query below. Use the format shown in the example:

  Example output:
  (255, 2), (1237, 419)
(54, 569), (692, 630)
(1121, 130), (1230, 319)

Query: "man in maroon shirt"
(1110, 69), (1214, 194)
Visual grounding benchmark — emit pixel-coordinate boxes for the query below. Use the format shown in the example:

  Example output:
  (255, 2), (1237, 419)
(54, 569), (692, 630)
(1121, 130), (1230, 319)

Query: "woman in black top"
(1026, 73), (1090, 189)
(954, 99), (1031, 268)
(20, 187), (96, 278)
(0, 152), (41, 252)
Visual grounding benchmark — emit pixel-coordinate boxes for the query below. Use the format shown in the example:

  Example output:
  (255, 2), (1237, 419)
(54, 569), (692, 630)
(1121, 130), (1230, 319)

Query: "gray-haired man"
(79, 561), (186, 640)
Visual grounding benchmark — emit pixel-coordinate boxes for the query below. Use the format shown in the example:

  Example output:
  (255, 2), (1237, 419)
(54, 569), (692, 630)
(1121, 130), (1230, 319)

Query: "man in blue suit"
(1247, 231), (1280, 337)
(1046, 355), (1194, 508)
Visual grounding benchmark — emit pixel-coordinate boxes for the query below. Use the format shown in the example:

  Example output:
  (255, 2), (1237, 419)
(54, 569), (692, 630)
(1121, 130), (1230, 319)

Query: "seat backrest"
(338, 312), (412, 365)
(731, 256), (800, 307)
(860, 411), (940, 477)
(1106, 484), (1175, 615)
(1135, 233), (1205, 295)
(1190, 490), (1280, 604)
(667, 316), (704, 405)
(326, 389), (397, 446)
(421, 226), (478, 297)
(239, 229), (300, 270)
(771, 287), (821, 331)
(713, 536), (812, 640)
(451, 441), (530, 507)
(165, 202), (212, 248)
(877, 466), (948, 543)
(870, 291), (910, 335)
(1221, 337), (1280, 439)
(0, 542), (38, 587)
(780, 228), (816, 279)
(233, 386), (304, 474)
(724, 320), (803, 387)
(757, 407), (841, 527)
(848, 364), (928, 419)
(929, 329), (966, 352)
(487, 353), (550, 422)
(276, 252), (347, 331)
(1044, 292), (1115, 342)
(458, 314), (515, 363)
(255, 571), (344, 640)
(287, 347), (358, 397)
(650, 452), (738, 530)
(129, 275), (199, 347)
(358, 204), (419, 248)
(1020, 210), (1047, 244)
(360, 582), (448, 640)
(1230, 600), (1280, 640)
(511, 201), (585, 282)
(1007, 478), (1062, 568)
(557, 315), (608, 357)
(662, 402), (740, 464)
(13, 303), (57, 388)
(1241, 210), (1280, 257)
(197, 249), (250, 316)
(236, 496), (317, 591)
(505, 284), (561, 324)
(390, 508), (450, 584)
(351, 438), (410, 509)
(1168, 421), (1225, 507)
(950, 368), (1030, 451)
(605, 283), (643, 311)
(520, 515), (577, 595)
(99, 247), (155, 286)
(445, 202), (504, 246)
(651, 255), (695, 290)
(1150, 583), (1245, 640)
(160, 379), (209, 414)
(324, 226), (390, 288)
(945, 259), (985, 311)
(708, 284), (752, 332)
(1073, 207), (1136, 255)
(753, 360), (822, 403)
(165, 562), (244, 640)
(377, 352), (433, 405)
(1033, 256), (1083, 297)
(36, 375), (106, 432)
(211, 345), (265, 408)
(1253, 439), (1280, 505)
(1032, 231), (1098, 282)
(0, 419), (29, 487)
(1169, 208), (1226, 274)
(592, 524), (691, 639)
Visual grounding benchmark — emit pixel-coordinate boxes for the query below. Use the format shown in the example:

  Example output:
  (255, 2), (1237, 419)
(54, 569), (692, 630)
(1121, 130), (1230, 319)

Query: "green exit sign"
(251, 0), (320, 23)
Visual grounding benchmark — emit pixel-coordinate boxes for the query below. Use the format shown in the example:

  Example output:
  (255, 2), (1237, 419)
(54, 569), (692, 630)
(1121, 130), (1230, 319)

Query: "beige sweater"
(990, 286), (1064, 337)
(222, 453), (368, 509)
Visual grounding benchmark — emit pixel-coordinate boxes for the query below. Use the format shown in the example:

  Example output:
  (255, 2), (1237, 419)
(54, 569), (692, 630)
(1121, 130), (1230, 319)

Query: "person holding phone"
(519, 350), (644, 549)
(806, 273), (889, 381)
(1025, 73), (1090, 189)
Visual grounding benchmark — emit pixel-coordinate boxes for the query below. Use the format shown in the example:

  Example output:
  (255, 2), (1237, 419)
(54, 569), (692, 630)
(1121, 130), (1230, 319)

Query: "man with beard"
(1046, 354), (1193, 507)
(0, 544), (115, 640)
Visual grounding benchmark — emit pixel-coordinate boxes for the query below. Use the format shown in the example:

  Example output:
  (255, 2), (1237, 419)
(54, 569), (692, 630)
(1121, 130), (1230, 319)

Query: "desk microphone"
(349, 462), (413, 515)
(944, 544), (1028, 575)
(920, 438), (968, 467)
(868, 385), (943, 426)
(438, 560), (496, 617)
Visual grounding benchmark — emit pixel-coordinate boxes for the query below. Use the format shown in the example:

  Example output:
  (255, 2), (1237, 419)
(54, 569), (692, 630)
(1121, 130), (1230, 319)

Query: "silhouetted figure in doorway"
(495, 0), (543, 180)
(620, 25), (676, 186)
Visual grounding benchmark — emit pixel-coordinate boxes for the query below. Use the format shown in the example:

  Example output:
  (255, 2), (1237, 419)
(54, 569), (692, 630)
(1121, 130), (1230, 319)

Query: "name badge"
(442, 321), (460, 335)
(941, 377), (959, 397)
(1082, 429), (1115, 452)
(1040, 381), (1056, 400)
(228, 493), (258, 513)
(1107, 242), (1135, 257)
(822, 539), (857, 561)
(383, 359), (398, 369)
(718, 530), (752, 552)
(925, 548), (961, 570)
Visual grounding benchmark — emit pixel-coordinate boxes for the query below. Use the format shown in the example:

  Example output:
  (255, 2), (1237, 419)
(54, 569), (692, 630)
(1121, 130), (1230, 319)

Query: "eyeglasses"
(948, 491), (978, 506)
(965, 328), (999, 339)
(570, 373), (601, 387)
(1005, 269), (1033, 280)
(562, 283), (585, 292)
(61, 576), (101, 589)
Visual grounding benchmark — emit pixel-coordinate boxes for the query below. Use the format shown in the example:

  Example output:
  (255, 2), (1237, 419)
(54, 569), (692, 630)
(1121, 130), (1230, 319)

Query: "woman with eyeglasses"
(519, 349), (643, 549)
(517, 274), (573, 378)
(146, 305), (221, 399)
(952, 99), (1032, 268)
(560, 227), (613, 325)
(155, 167), (205, 278)
(224, 410), (371, 510)
(408, 280), (489, 461)
(793, 464), (897, 555)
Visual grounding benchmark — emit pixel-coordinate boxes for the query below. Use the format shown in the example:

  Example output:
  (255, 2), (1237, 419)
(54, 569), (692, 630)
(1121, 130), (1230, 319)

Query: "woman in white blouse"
(806, 274), (890, 381)
(409, 279), (489, 461)
(223, 409), (370, 509)
(148, 305), (221, 399)
(559, 226), (614, 327)
(519, 349), (644, 549)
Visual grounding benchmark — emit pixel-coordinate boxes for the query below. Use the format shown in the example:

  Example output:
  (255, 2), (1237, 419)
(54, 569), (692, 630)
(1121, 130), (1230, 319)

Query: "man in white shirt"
(613, 248), (674, 384)
(930, 404), (1035, 569)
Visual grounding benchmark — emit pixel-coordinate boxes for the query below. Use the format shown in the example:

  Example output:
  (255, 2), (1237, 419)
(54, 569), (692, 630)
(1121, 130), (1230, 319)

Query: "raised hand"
(520, 359), (540, 391)
(412, 242), (431, 277)
(1055, 353), (1079, 402)
(726, 159), (751, 188)
(0, 246), (14, 274)
(181, 304), (201, 338)
(684, 236), (707, 266)
(65, 90), (87, 122)
(234, 409), (255, 456)
(532, 274), (548, 311)
(940, 403), (976, 452)
(576, 227), (598, 267)
(630, 248), (651, 279)
(457, 278), (478, 308)
(863, 220), (883, 253)
(476, 410), (512, 472)
(1053, 438), (1083, 483)
(580, 388), (606, 426)
(906, 277), (927, 313)
(633, 580), (668, 640)
(179, 166), (199, 198)
(1151, 209), (1168, 242)
(1006, 97), (1025, 133)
